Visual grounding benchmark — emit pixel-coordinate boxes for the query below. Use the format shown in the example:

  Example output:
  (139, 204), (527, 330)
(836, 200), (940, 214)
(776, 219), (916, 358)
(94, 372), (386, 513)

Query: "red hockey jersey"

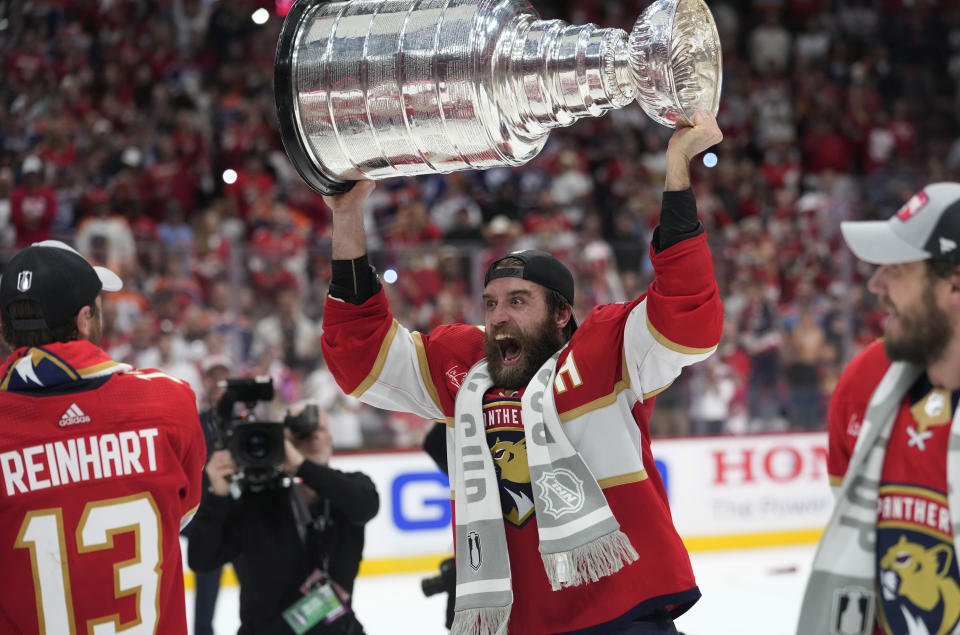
(828, 340), (960, 635)
(322, 234), (723, 634)
(0, 341), (205, 635)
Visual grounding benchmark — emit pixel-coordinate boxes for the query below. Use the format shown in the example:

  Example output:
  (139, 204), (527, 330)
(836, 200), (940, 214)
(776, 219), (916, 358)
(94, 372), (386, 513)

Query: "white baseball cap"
(22, 156), (42, 174)
(841, 182), (960, 265)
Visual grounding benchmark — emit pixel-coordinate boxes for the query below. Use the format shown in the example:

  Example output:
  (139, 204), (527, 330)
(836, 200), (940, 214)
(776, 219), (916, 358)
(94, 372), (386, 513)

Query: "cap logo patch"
(16, 271), (32, 292)
(896, 191), (930, 221)
(940, 237), (957, 254)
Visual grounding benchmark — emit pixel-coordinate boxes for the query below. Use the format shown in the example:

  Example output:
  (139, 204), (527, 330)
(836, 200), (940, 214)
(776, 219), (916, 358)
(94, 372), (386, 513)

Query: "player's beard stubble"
(883, 282), (953, 367)
(484, 314), (566, 389)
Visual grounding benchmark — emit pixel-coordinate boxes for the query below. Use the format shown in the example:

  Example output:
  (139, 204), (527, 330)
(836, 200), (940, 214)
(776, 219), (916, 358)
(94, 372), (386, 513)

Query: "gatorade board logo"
(896, 191), (930, 221)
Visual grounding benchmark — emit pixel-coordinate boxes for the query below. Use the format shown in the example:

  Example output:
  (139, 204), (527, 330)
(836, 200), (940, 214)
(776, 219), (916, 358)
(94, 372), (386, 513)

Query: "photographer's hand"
(281, 437), (305, 475)
(205, 449), (237, 496)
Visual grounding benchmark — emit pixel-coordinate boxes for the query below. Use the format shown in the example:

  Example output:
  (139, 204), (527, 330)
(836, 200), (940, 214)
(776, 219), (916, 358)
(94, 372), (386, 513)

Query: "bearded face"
(484, 312), (565, 389)
(883, 280), (954, 367)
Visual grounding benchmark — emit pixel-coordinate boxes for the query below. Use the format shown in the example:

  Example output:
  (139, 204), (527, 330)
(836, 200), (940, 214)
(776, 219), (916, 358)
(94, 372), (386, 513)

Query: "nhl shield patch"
(535, 468), (585, 519)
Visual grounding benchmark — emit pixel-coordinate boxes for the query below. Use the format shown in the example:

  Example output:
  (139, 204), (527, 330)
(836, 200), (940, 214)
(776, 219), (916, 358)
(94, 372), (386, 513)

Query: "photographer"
(185, 355), (243, 635)
(187, 400), (379, 635)
(421, 421), (455, 630)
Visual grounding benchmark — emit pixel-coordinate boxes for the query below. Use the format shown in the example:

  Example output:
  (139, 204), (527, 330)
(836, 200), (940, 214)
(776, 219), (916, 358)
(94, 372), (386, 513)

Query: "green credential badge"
(282, 584), (347, 634)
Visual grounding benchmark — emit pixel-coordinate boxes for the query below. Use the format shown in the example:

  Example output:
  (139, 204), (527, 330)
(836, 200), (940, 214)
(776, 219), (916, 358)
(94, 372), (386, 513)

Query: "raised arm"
(321, 180), (470, 423)
(623, 110), (725, 399)
(328, 180), (376, 260)
(324, 180), (383, 305)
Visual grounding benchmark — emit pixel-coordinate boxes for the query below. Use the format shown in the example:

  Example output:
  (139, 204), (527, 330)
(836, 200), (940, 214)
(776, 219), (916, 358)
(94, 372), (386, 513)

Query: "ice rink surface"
(186, 543), (817, 635)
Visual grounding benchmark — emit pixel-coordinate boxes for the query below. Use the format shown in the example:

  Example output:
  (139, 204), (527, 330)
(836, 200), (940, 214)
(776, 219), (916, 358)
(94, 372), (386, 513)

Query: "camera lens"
(244, 431), (271, 460)
(421, 575), (444, 597)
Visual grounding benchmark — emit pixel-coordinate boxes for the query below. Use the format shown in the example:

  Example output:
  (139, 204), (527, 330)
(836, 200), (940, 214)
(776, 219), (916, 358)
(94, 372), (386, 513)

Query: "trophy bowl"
(275, 0), (723, 194)
(629, 0), (722, 128)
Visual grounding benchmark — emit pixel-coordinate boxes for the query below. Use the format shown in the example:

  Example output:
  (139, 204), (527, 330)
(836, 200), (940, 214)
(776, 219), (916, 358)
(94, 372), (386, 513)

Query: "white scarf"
(450, 353), (638, 635)
(796, 361), (960, 634)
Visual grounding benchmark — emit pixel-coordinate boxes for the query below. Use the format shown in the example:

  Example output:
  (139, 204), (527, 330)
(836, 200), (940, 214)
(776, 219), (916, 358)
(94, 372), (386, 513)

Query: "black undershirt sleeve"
(651, 188), (703, 253)
(329, 254), (382, 305)
(423, 421), (448, 474)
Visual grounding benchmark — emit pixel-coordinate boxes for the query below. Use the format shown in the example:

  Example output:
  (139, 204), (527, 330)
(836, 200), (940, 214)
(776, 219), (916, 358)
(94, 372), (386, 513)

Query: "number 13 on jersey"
(14, 492), (162, 634)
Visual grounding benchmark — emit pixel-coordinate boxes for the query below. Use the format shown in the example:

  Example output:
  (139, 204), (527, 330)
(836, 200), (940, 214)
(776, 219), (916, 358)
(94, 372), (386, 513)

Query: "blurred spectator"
(10, 156), (57, 247)
(690, 357), (737, 435)
(157, 201), (196, 257)
(303, 359), (366, 450)
(431, 173), (484, 237)
(782, 307), (828, 430)
(549, 149), (594, 225)
(520, 191), (576, 254)
(386, 200), (442, 246)
(251, 275), (320, 375)
(793, 14), (831, 66)
(739, 279), (785, 429)
(141, 323), (204, 404)
(0, 0), (956, 444)
(0, 167), (16, 249)
(749, 8), (792, 75)
(74, 188), (137, 273)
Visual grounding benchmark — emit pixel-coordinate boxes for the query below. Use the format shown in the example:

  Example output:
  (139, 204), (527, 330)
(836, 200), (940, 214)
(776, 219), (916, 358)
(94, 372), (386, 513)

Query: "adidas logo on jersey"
(59, 403), (91, 427)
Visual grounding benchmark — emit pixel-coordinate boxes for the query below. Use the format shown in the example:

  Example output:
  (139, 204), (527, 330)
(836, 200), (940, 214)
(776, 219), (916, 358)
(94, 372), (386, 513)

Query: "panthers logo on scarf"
(483, 390), (535, 527)
(875, 484), (960, 635)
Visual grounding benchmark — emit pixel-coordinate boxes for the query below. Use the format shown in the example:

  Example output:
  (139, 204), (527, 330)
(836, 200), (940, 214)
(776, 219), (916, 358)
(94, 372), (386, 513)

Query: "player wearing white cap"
(798, 183), (960, 635)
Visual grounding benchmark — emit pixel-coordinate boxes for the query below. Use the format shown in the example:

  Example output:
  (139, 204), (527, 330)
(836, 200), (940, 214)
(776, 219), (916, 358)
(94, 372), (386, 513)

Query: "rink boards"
(181, 431), (832, 585)
(332, 431), (833, 575)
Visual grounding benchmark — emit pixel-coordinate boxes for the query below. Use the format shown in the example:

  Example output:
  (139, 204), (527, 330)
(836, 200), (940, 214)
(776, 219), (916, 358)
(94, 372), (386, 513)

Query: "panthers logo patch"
(484, 391), (535, 528)
(876, 485), (960, 635)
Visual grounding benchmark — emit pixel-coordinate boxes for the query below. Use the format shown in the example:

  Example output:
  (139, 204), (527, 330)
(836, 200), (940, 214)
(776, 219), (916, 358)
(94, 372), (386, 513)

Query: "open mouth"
(496, 334), (523, 366)
(882, 301), (899, 324)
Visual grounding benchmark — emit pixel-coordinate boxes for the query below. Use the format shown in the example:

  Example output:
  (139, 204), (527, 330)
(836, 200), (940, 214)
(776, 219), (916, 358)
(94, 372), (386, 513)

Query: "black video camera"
(421, 557), (456, 629)
(215, 377), (321, 492)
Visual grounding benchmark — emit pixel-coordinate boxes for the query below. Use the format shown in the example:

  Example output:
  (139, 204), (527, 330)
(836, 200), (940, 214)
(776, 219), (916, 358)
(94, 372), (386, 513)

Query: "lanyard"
(289, 484), (332, 572)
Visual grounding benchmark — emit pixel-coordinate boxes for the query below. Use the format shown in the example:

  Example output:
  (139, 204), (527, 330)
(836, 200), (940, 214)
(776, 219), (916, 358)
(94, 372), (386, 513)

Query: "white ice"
(187, 543), (817, 635)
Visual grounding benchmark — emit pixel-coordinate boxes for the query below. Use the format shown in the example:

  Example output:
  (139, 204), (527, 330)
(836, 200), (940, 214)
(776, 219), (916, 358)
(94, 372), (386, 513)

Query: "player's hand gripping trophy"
(275, 0), (722, 195)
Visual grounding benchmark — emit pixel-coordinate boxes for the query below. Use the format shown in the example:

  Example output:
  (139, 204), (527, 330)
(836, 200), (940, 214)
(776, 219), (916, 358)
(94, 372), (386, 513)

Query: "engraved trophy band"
(275, 0), (722, 195)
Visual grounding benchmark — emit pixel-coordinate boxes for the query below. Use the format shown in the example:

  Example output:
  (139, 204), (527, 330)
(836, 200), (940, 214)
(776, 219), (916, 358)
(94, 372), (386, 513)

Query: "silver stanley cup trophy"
(275, 0), (722, 195)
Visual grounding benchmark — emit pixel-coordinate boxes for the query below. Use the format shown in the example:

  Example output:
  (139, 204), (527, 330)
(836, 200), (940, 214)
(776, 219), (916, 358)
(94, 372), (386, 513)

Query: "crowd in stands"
(1, 0), (958, 448)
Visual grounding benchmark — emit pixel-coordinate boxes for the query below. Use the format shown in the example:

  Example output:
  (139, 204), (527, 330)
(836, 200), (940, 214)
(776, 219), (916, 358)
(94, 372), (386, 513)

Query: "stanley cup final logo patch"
(16, 271), (32, 292)
(467, 531), (482, 571)
(535, 468), (585, 519)
(831, 587), (874, 635)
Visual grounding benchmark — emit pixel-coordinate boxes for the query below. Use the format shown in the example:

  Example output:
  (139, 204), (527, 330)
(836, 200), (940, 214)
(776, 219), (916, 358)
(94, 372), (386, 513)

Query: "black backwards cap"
(484, 250), (577, 330)
(0, 240), (122, 331)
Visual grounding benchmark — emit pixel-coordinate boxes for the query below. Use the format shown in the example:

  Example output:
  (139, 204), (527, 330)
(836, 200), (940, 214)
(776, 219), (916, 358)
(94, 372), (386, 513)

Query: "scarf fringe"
(451, 606), (510, 635)
(542, 529), (639, 591)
